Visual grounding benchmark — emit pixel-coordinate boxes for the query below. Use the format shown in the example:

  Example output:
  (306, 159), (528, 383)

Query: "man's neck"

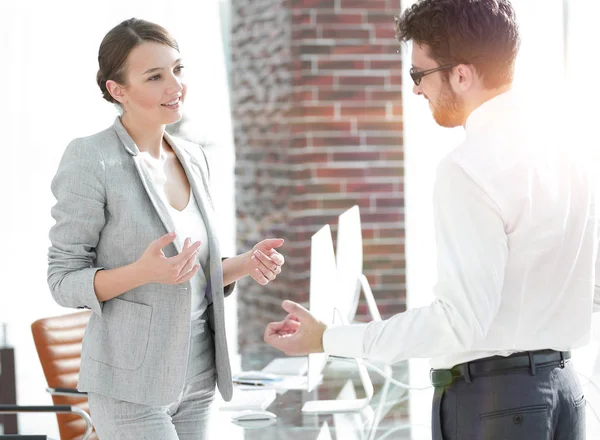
(462, 83), (512, 128)
(121, 113), (166, 158)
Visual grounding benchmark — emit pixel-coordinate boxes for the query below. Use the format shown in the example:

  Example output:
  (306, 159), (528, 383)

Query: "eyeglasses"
(409, 64), (457, 86)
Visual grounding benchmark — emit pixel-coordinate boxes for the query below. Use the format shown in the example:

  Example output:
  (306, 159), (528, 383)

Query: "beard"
(430, 83), (465, 128)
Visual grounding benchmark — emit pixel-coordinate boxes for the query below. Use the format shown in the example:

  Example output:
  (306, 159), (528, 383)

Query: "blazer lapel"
(112, 117), (182, 253)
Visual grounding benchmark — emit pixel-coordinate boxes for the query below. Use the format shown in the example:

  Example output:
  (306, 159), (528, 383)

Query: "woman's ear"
(106, 80), (126, 104)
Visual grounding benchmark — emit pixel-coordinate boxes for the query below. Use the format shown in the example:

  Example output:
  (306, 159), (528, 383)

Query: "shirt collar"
(464, 88), (523, 134)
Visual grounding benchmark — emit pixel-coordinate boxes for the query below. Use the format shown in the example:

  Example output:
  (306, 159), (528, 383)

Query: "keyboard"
(218, 388), (277, 411)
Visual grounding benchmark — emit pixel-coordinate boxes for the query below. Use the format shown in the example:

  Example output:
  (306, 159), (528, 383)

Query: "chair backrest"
(31, 311), (97, 440)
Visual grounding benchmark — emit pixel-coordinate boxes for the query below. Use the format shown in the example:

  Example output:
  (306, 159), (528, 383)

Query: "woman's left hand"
(247, 238), (285, 285)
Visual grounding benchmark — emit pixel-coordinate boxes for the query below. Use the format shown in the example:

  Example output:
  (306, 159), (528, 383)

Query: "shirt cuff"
(322, 323), (369, 358)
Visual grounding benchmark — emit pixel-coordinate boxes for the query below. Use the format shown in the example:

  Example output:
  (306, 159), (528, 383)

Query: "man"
(264, 1), (598, 439)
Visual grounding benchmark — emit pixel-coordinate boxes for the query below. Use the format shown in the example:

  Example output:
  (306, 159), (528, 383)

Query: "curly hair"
(395, 0), (520, 88)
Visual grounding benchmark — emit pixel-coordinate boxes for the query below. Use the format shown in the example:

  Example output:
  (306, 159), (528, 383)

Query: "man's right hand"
(135, 232), (201, 285)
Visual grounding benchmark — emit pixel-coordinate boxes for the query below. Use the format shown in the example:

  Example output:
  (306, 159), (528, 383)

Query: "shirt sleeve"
(47, 138), (107, 317)
(323, 158), (508, 364)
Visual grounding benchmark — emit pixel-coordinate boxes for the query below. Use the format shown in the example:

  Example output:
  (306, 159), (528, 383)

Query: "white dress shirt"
(323, 90), (600, 368)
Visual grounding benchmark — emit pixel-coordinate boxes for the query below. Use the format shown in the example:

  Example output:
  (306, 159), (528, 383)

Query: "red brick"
(290, 137), (310, 148)
(318, 89), (368, 101)
(362, 228), (376, 239)
(321, 28), (371, 40)
(378, 228), (404, 239)
(289, 105), (336, 118)
(364, 243), (405, 256)
(289, 152), (329, 163)
(293, 28), (319, 40)
(387, 0), (402, 10)
(297, 182), (344, 195)
(289, 214), (341, 228)
(369, 90), (402, 102)
(298, 44), (332, 55)
(357, 120), (403, 132)
(366, 167), (403, 177)
(364, 256), (404, 272)
(316, 167), (366, 178)
(366, 135), (402, 146)
(366, 12), (397, 25)
(340, 0), (389, 9)
(332, 151), (380, 161)
(295, 74), (335, 87)
(340, 105), (387, 118)
(312, 136), (362, 147)
(362, 212), (403, 224)
(317, 59), (367, 70)
(293, 60), (314, 71)
(380, 150), (404, 161)
(389, 71), (402, 86)
(290, 199), (320, 211)
(338, 75), (386, 87)
(292, 168), (313, 180)
(316, 12), (364, 25)
(373, 24), (398, 39)
(375, 196), (404, 208)
(290, 121), (352, 133)
(295, 0), (335, 8)
(320, 197), (371, 211)
(292, 11), (314, 25)
(332, 44), (384, 56)
(293, 89), (316, 102)
(346, 182), (395, 193)
(370, 59), (401, 70)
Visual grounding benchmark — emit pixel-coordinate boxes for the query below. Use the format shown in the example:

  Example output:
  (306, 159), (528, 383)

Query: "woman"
(47, 18), (284, 439)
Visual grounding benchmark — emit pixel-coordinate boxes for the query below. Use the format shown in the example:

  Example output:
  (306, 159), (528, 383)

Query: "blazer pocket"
(89, 298), (153, 371)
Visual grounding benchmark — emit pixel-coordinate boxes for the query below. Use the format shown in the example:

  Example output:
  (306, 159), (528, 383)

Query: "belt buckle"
(430, 368), (453, 387)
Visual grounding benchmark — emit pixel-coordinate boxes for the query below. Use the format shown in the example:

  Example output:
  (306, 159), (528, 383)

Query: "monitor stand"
(302, 278), (382, 413)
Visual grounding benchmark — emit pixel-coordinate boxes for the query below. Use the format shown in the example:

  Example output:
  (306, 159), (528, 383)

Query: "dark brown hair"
(96, 18), (179, 103)
(395, 0), (520, 88)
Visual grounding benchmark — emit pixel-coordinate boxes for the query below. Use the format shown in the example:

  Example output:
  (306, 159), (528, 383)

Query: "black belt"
(430, 349), (570, 388)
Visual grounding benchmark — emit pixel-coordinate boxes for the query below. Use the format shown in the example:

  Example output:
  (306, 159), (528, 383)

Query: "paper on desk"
(235, 375), (308, 394)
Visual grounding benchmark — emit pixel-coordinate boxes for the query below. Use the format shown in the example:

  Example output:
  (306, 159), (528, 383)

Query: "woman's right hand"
(135, 232), (201, 285)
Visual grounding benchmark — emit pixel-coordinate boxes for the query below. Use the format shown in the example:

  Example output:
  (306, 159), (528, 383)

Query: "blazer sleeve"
(47, 138), (107, 317)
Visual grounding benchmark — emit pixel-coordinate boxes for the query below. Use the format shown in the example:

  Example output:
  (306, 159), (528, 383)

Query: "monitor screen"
(335, 205), (363, 322)
(307, 224), (338, 392)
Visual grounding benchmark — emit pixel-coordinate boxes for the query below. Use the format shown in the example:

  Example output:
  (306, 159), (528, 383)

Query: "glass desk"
(208, 347), (432, 440)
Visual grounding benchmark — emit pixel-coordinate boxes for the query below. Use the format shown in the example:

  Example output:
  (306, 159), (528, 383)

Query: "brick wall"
(231, 0), (405, 354)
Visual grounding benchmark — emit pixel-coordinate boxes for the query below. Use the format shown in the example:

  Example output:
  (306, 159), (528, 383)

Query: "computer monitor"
(335, 205), (363, 322)
(302, 221), (376, 413)
(306, 225), (338, 393)
(336, 206), (381, 322)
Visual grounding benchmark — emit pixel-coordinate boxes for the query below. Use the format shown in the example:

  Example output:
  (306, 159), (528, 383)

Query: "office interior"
(0, 0), (599, 438)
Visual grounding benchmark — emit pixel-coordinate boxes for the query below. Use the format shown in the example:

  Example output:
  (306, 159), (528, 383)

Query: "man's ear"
(451, 64), (475, 92)
(106, 80), (126, 104)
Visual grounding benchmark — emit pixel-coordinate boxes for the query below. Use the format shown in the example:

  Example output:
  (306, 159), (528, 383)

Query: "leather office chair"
(30, 311), (96, 440)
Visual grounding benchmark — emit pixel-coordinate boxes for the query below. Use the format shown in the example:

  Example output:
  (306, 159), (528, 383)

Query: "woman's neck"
(120, 112), (166, 159)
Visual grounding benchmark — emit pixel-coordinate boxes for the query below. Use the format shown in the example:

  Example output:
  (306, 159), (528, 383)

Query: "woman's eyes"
(147, 65), (184, 82)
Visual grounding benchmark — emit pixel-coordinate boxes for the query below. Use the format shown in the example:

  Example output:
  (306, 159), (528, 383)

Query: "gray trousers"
(432, 359), (586, 439)
(88, 317), (216, 440)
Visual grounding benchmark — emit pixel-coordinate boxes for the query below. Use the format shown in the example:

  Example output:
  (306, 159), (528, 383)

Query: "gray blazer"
(47, 117), (233, 405)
